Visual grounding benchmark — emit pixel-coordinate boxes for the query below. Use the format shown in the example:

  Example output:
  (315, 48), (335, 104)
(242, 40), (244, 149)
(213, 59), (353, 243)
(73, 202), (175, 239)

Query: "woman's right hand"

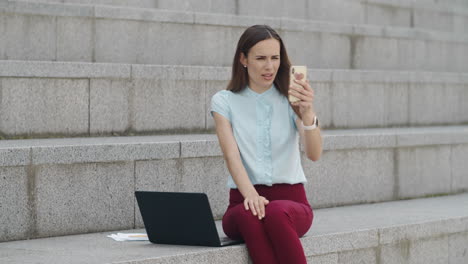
(244, 194), (270, 220)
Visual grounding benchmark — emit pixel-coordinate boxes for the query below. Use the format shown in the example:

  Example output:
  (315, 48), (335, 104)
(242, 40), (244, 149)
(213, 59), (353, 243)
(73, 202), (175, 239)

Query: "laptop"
(135, 191), (243, 247)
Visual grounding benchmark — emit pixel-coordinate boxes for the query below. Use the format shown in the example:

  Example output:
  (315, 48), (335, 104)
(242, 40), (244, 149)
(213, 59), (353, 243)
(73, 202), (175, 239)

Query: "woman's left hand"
(288, 79), (316, 117)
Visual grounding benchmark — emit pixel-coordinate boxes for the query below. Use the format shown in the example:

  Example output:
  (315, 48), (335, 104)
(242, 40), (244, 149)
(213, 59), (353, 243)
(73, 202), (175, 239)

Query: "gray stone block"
(132, 65), (184, 80)
(132, 64), (224, 81)
(379, 217), (467, 246)
(308, 0), (364, 24)
(454, 15), (468, 34)
(0, 167), (30, 241)
(180, 136), (222, 158)
(322, 130), (397, 151)
(57, 16), (93, 62)
(190, 24), (234, 67)
(385, 83), (410, 125)
(135, 159), (181, 228)
(237, 0), (263, 17)
(338, 248), (377, 264)
(132, 79), (205, 132)
(321, 34), (352, 69)
(95, 18), (140, 64)
(310, 69), (333, 82)
(90, 79), (131, 134)
(32, 140), (179, 165)
(365, 3), (411, 28)
(194, 11), (279, 29)
(280, 0), (308, 20)
(397, 39), (427, 71)
(453, 85), (468, 124)
(158, 0), (210, 13)
(303, 229), (379, 256)
(0, 13), (5, 60)
(94, 5), (193, 24)
(4, 13), (56, 61)
(409, 236), (449, 264)
(460, 46), (468, 72)
(180, 157), (230, 219)
(149, 23), (191, 65)
(306, 253), (338, 264)
(449, 232), (468, 264)
(414, 9), (453, 32)
(284, 31), (350, 69)
(397, 146), (451, 198)
(0, 148), (30, 167)
(199, 65), (230, 81)
(0, 78), (88, 136)
(313, 82), (332, 128)
(35, 162), (134, 237)
(7, 0), (93, 17)
(452, 144), (468, 192)
(282, 31), (322, 69)
(0, 60), (131, 79)
(354, 37), (399, 70)
(65, 0), (157, 8)
(409, 83), (459, 125)
(380, 242), (410, 264)
(304, 149), (394, 208)
(425, 41), (451, 72)
(332, 82), (385, 128)
(209, 0), (236, 15)
(395, 126), (468, 147)
(205, 80), (230, 130)
(132, 21), (163, 65)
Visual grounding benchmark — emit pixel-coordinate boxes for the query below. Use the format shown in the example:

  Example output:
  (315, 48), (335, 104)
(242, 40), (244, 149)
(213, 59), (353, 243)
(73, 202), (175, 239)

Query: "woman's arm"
(289, 79), (323, 161)
(296, 114), (322, 161)
(213, 112), (269, 220)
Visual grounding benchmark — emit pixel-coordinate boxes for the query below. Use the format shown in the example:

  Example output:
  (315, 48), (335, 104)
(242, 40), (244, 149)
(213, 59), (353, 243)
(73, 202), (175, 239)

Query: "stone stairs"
(0, 60), (467, 138)
(1, 193), (468, 263)
(7, 0), (468, 34)
(1, 1), (468, 71)
(0, 0), (467, 263)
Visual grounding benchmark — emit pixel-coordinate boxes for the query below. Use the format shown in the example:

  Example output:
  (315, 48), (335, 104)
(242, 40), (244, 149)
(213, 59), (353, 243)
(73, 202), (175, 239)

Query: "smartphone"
(289, 66), (307, 103)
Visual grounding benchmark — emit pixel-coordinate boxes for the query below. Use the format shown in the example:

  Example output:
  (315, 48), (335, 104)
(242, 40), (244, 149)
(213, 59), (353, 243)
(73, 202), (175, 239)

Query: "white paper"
(107, 233), (148, 241)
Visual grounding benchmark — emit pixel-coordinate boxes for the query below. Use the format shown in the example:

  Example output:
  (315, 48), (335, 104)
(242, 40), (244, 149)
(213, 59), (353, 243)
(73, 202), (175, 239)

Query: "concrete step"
(1, 1), (468, 71)
(1, 126), (467, 241)
(1, 60), (468, 138)
(9, 0), (468, 35)
(1, 193), (467, 263)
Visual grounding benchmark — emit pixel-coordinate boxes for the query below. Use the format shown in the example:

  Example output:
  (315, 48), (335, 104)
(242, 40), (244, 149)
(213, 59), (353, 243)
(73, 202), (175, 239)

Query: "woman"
(211, 25), (322, 264)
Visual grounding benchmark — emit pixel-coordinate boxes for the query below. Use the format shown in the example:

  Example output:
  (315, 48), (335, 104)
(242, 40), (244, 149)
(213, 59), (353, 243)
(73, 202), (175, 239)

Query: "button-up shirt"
(211, 84), (307, 188)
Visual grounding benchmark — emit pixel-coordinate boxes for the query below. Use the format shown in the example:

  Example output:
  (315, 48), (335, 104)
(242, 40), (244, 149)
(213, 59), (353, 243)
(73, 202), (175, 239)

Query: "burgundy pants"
(222, 184), (313, 264)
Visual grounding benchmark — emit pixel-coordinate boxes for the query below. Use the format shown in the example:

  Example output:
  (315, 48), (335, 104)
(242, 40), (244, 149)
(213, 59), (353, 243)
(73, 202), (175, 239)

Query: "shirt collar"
(244, 84), (277, 98)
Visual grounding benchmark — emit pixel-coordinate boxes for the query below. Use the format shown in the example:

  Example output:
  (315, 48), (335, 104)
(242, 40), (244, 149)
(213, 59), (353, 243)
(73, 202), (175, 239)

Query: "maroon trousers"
(222, 184), (313, 264)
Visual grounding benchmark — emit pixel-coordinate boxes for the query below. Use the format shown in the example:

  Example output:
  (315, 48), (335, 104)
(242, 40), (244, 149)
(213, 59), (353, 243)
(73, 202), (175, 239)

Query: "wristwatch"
(302, 116), (319, 131)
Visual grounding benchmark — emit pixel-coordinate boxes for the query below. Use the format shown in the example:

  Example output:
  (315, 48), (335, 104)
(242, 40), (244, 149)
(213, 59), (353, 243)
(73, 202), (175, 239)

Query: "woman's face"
(240, 38), (281, 92)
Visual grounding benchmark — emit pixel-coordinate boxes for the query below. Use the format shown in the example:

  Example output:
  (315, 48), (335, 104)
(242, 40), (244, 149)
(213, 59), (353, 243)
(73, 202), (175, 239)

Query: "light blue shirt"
(210, 85), (307, 189)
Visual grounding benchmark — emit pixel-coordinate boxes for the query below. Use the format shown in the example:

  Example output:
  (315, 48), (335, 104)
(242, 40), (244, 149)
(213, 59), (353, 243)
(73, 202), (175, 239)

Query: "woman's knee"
(225, 205), (262, 229)
(264, 201), (291, 227)
(263, 201), (313, 236)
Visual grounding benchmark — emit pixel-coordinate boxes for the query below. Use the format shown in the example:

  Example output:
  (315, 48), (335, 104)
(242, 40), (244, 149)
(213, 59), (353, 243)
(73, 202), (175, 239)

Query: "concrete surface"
(0, 127), (467, 241)
(1, 1), (468, 71)
(0, 61), (467, 137)
(8, 0), (468, 34)
(0, 193), (467, 263)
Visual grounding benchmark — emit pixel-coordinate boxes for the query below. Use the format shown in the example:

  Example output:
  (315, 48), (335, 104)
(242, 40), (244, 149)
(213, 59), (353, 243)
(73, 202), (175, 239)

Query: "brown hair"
(226, 25), (301, 118)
